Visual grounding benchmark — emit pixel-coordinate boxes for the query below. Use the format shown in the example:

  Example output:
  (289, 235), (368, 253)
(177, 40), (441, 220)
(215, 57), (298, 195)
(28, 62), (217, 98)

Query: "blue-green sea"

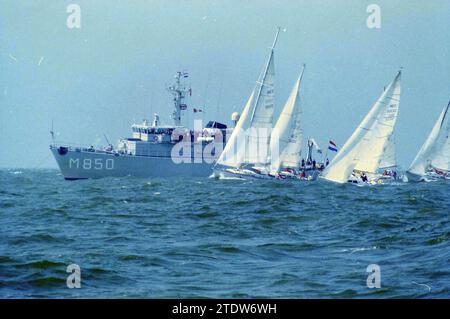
(0, 169), (449, 298)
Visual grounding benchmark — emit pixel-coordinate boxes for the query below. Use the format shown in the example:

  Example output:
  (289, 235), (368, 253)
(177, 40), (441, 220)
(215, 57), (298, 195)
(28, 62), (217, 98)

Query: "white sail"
(216, 28), (280, 169)
(379, 137), (397, 169)
(216, 92), (255, 168)
(321, 71), (401, 183)
(407, 101), (450, 176)
(270, 65), (305, 172)
(245, 30), (279, 166)
(431, 110), (450, 171)
(432, 142), (450, 172)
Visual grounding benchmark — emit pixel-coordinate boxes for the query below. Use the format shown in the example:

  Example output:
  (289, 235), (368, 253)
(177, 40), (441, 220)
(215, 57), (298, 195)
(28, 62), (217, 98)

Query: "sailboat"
(213, 28), (279, 179)
(268, 65), (323, 180)
(406, 101), (450, 182)
(320, 70), (402, 185)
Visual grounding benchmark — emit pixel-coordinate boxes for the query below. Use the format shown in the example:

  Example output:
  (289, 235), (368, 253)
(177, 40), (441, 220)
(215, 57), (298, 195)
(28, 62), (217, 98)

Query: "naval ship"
(50, 72), (229, 180)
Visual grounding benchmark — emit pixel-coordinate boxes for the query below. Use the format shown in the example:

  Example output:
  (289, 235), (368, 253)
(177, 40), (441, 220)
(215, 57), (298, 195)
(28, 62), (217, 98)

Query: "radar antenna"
(167, 71), (191, 126)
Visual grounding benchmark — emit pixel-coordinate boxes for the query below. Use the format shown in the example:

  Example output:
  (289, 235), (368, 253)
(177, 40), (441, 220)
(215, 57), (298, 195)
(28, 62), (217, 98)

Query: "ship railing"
(136, 150), (172, 158)
(50, 141), (219, 159)
(135, 149), (218, 159)
(50, 141), (115, 154)
(51, 141), (174, 158)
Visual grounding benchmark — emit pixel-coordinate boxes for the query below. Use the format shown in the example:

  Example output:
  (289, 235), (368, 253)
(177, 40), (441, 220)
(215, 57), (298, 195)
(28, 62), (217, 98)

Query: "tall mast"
(167, 71), (190, 126)
(307, 139), (314, 163)
(439, 100), (450, 129)
(245, 27), (280, 166)
(250, 26), (280, 125)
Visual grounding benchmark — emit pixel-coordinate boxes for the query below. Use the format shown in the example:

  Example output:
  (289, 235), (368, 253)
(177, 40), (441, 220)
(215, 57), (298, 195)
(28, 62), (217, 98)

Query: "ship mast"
(167, 71), (190, 127)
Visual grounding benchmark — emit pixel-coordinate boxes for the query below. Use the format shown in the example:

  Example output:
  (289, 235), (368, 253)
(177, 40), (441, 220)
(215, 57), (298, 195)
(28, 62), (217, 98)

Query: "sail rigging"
(321, 71), (402, 183)
(215, 92), (255, 168)
(270, 65), (305, 172)
(216, 28), (280, 169)
(245, 30), (279, 166)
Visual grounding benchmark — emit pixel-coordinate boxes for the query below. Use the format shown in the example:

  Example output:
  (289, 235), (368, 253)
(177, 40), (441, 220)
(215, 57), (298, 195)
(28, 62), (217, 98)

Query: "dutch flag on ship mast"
(328, 140), (338, 152)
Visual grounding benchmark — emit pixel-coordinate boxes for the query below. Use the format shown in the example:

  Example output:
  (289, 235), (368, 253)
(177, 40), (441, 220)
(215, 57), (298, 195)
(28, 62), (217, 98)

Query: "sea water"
(0, 169), (449, 298)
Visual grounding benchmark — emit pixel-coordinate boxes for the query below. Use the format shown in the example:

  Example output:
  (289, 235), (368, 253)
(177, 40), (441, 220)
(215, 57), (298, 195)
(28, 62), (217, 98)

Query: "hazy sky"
(1, 0), (449, 168)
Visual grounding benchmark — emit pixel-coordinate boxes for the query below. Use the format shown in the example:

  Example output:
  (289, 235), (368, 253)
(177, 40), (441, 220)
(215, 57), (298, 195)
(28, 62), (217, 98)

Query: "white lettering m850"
(69, 158), (114, 170)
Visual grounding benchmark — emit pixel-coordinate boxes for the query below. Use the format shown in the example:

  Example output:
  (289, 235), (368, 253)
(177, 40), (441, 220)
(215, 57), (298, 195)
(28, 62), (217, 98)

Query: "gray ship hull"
(51, 148), (213, 180)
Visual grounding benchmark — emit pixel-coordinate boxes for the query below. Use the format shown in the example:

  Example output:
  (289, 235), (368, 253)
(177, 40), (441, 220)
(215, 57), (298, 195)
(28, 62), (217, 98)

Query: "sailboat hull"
(219, 168), (273, 180)
(405, 171), (424, 182)
(425, 170), (449, 181)
(214, 167), (320, 181)
(405, 169), (450, 182)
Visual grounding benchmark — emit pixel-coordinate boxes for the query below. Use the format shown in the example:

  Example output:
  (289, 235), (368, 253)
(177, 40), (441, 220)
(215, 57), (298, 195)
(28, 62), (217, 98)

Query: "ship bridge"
(131, 121), (175, 143)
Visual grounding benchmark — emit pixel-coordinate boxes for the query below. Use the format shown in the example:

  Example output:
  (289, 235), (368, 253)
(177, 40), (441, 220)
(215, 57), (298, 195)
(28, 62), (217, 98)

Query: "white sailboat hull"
(406, 167), (450, 182)
(214, 167), (273, 180)
(214, 166), (320, 181)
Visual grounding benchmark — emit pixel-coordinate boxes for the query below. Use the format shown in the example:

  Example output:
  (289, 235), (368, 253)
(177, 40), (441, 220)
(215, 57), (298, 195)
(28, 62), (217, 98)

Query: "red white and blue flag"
(328, 140), (338, 152)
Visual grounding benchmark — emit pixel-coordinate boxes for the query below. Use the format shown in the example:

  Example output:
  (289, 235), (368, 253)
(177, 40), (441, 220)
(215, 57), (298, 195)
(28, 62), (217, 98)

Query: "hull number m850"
(69, 158), (114, 170)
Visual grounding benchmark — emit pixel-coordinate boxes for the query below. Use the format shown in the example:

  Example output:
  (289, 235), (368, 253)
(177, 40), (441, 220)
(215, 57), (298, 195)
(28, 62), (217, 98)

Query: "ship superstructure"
(50, 72), (228, 180)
